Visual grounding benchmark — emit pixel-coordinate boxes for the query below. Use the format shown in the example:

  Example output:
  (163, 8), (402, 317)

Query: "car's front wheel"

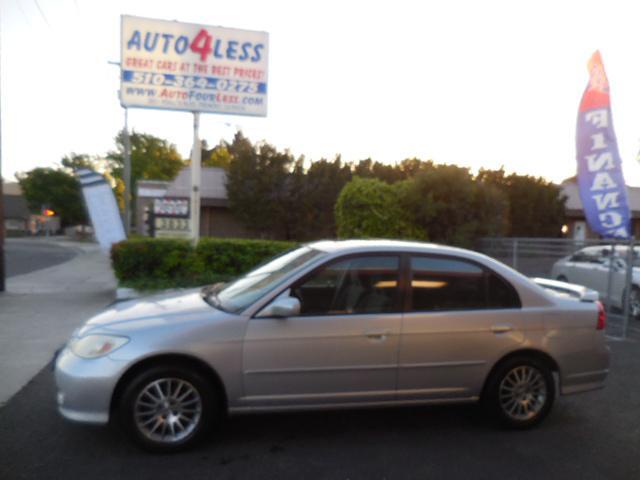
(118, 365), (218, 452)
(484, 356), (555, 429)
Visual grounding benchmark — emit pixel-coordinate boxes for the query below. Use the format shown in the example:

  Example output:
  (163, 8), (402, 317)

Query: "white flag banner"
(76, 169), (126, 252)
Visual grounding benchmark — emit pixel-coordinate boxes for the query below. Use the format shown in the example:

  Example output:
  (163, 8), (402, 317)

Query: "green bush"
(334, 177), (425, 240)
(111, 237), (296, 290)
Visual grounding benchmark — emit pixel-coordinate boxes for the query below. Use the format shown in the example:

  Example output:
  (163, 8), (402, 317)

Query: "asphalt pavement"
(0, 336), (639, 480)
(2, 239), (640, 479)
(0, 238), (116, 405)
(4, 237), (79, 277)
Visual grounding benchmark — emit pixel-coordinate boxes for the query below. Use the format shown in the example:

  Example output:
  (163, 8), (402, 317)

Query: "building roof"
(165, 167), (228, 205)
(561, 181), (640, 217)
(3, 182), (22, 196)
(137, 180), (170, 198)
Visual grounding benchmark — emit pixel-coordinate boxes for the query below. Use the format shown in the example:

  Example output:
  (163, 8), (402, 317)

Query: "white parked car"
(551, 245), (640, 318)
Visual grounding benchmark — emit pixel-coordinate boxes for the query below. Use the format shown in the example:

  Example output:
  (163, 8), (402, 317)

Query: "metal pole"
(605, 244), (615, 316)
(190, 112), (201, 245)
(622, 238), (634, 339)
(123, 108), (131, 236)
(0, 15), (4, 293)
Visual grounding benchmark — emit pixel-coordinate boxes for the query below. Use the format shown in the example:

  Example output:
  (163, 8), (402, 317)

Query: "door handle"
(365, 330), (390, 341)
(491, 324), (513, 334)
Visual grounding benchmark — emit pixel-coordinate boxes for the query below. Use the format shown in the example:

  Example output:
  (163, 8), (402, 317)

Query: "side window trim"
(405, 253), (521, 313)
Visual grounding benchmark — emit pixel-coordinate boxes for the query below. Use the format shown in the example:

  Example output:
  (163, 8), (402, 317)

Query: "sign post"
(190, 112), (201, 244)
(119, 15), (268, 242)
(123, 107), (132, 236)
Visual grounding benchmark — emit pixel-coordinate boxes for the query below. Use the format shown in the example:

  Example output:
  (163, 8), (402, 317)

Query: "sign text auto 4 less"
(120, 16), (269, 116)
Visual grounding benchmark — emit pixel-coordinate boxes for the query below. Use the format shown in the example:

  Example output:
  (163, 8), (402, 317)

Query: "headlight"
(69, 334), (129, 359)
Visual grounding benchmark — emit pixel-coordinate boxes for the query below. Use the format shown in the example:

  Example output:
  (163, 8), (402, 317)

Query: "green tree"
(107, 130), (184, 183)
(352, 158), (405, 183)
(60, 153), (99, 172)
(335, 177), (425, 240)
(17, 167), (87, 227)
(106, 130), (185, 222)
(401, 164), (481, 245)
(477, 167), (566, 237)
(226, 132), (297, 239)
(294, 156), (352, 240)
(202, 140), (233, 170)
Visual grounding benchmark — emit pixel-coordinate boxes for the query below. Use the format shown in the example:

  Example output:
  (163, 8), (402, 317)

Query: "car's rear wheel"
(118, 365), (217, 452)
(484, 356), (555, 429)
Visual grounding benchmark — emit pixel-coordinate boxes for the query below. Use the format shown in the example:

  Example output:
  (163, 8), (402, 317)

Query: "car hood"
(78, 288), (217, 334)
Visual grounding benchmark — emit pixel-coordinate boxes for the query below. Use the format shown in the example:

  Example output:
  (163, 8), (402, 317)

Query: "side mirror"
(256, 296), (301, 318)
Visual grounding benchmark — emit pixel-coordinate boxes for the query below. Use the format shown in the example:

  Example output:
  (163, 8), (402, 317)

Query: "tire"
(483, 356), (555, 429)
(556, 275), (568, 282)
(118, 365), (218, 452)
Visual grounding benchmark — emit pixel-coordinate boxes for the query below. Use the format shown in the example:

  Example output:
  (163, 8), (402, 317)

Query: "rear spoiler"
(531, 277), (600, 302)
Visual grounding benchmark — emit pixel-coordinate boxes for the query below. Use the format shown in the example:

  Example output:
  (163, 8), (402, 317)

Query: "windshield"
(204, 246), (326, 313)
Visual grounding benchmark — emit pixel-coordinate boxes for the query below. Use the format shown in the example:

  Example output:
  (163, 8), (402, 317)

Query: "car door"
(241, 254), (403, 408)
(571, 249), (605, 292)
(397, 255), (527, 401)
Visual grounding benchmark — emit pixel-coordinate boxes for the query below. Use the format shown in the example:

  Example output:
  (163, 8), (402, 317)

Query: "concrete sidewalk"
(0, 239), (116, 406)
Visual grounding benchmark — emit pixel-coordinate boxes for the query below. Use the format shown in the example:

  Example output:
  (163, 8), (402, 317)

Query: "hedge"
(110, 237), (296, 290)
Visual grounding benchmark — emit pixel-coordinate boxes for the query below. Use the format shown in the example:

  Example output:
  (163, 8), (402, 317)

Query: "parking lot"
(1, 329), (639, 480)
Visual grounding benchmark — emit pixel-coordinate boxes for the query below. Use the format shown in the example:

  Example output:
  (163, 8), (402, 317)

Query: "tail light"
(596, 301), (606, 330)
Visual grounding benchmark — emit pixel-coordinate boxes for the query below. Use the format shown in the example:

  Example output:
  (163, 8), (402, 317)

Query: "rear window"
(409, 256), (521, 312)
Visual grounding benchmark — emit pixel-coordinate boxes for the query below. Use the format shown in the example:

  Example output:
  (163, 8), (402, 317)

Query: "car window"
(292, 256), (400, 316)
(214, 247), (327, 313)
(487, 271), (521, 308)
(409, 256), (520, 312)
(570, 248), (611, 264)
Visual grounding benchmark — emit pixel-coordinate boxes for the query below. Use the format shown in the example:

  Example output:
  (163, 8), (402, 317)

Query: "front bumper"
(54, 347), (129, 425)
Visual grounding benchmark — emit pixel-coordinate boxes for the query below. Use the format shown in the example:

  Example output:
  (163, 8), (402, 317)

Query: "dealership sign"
(120, 15), (269, 116)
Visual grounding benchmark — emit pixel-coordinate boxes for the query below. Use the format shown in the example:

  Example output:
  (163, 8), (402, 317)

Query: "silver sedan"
(55, 240), (610, 451)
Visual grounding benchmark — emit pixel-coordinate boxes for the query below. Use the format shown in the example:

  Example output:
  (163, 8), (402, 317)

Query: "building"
(136, 167), (250, 238)
(2, 182), (30, 234)
(560, 180), (640, 239)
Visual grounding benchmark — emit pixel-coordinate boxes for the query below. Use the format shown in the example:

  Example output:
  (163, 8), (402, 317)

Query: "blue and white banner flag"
(576, 51), (631, 239)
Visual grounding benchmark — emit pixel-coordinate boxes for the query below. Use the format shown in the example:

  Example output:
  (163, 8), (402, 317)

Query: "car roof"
(307, 239), (478, 257)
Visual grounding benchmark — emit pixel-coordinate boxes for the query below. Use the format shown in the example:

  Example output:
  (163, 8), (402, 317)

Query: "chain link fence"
(477, 237), (638, 338)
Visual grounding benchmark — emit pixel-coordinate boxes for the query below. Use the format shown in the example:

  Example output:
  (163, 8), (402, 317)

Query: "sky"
(2, 0), (640, 185)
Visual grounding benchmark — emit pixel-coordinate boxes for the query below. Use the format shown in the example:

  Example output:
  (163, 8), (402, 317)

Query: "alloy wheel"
(134, 378), (202, 444)
(498, 365), (547, 421)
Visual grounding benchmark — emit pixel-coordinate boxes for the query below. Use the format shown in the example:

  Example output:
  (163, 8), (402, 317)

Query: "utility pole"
(108, 60), (131, 236)
(0, 13), (5, 293)
(123, 107), (131, 236)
